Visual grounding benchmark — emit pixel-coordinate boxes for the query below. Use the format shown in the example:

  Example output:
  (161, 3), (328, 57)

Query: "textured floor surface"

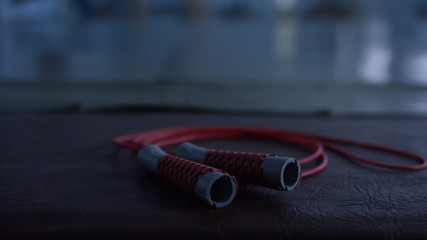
(1, 112), (426, 239)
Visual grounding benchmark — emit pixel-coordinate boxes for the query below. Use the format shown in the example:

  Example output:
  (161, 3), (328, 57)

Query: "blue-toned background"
(1, 0), (427, 115)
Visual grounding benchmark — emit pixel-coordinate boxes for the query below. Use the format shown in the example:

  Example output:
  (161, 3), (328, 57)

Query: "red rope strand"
(113, 126), (427, 178)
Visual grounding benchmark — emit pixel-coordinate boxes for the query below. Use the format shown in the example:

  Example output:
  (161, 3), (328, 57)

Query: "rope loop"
(114, 126), (427, 178)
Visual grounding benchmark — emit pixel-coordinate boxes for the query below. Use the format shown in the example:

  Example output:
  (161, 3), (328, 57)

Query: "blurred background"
(1, 0), (427, 116)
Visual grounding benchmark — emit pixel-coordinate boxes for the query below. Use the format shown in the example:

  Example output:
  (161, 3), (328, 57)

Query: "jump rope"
(113, 126), (427, 208)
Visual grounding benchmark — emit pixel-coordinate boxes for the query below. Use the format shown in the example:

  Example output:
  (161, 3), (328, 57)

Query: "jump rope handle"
(175, 142), (302, 191)
(138, 145), (237, 208)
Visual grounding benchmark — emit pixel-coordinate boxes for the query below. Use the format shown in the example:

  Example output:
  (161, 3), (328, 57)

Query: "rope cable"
(113, 126), (427, 178)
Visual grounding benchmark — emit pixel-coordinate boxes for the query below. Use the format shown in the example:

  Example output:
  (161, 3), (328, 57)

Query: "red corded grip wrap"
(204, 150), (276, 184)
(157, 155), (237, 195)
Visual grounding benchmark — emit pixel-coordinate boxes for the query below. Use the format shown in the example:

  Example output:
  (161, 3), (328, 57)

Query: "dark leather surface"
(1, 113), (427, 239)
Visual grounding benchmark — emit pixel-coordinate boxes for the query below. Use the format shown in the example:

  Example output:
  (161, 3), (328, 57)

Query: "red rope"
(113, 126), (427, 178)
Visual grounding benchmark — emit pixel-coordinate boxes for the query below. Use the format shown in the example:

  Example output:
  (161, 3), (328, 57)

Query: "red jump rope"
(114, 125), (426, 208)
